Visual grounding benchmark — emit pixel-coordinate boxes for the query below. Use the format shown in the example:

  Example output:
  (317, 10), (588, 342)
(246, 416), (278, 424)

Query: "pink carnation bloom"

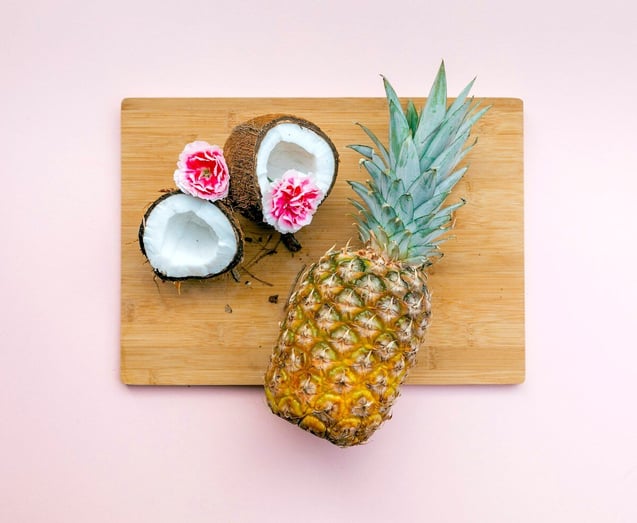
(174, 141), (229, 201)
(263, 170), (324, 234)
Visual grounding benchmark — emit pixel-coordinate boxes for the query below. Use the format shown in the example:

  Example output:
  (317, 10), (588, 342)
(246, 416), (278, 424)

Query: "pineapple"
(264, 62), (489, 446)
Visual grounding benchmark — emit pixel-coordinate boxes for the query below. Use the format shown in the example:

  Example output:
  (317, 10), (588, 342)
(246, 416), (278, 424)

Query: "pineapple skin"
(264, 246), (431, 447)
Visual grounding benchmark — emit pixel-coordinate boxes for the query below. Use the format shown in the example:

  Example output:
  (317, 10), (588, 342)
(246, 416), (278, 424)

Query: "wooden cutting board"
(121, 97), (524, 385)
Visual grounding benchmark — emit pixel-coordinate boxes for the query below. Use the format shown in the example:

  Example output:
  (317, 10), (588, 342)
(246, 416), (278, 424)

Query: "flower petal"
(174, 141), (229, 201)
(262, 169), (323, 233)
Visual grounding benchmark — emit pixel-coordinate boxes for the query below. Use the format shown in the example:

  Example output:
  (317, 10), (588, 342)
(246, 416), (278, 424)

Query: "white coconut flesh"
(255, 122), (336, 199)
(142, 193), (238, 279)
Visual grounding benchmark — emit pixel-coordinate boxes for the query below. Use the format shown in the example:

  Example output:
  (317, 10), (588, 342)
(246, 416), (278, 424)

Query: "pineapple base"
(264, 246), (431, 447)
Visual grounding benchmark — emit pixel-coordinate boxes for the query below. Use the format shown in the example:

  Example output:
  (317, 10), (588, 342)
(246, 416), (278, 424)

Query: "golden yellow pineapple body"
(264, 246), (431, 447)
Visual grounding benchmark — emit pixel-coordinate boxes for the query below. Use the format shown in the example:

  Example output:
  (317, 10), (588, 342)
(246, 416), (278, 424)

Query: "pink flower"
(174, 141), (229, 201)
(263, 170), (324, 234)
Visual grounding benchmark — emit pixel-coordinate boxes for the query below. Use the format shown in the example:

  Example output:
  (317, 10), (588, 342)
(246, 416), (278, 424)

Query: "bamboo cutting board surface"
(121, 97), (524, 385)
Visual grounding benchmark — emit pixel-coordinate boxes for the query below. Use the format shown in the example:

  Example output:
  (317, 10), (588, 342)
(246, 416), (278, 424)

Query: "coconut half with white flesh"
(139, 191), (243, 281)
(224, 114), (339, 244)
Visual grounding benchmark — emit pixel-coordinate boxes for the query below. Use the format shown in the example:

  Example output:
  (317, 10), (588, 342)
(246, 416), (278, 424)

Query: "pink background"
(2, 0), (636, 521)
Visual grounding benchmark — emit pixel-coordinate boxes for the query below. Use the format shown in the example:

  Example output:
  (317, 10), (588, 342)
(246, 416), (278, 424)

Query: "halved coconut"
(139, 191), (243, 281)
(224, 114), (339, 235)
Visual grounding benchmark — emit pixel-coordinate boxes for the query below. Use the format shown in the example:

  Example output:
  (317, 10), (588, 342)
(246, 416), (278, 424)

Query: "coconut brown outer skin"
(223, 114), (339, 226)
(138, 190), (244, 282)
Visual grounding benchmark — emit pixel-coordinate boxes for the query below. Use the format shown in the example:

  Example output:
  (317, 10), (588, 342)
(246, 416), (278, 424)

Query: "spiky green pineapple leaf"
(380, 203), (400, 234)
(349, 200), (378, 244)
(360, 159), (390, 197)
(410, 223), (446, 242)
(348, 144), (374, 160)
(350, 146), (387, 177)
(407, 169), (438, 206)
(414, 205), (459, 233)
(353, 123), (390, 168)
(388, 99), (410, 169)
(420, 98), (473, 170)
(430, 199), (466, 224)
(403, 248), (442, 267)
(348, 181), (384, 220)
(413, 191), (448, 219)
(406, 100), (419, 134)
(413, 212), (450, 232)
(429, 132), (474, 181)
(397, 193), (415, 224)
(453, 104), (491, 144)
(395, 134), (420, 191)
(447, 78), (476, 118)
(435, 166), (467, 196)
(385, 177), (406, 209)
(414, 61), (447, 150)
(382, 75), (402, 116)
(394, 227), (413, 254)
(373, 152), (388, 173)
(415, 76), (482, 172)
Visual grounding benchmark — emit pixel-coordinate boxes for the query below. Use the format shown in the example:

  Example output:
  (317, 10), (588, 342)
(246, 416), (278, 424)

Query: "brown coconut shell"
(224, 114), (339, 226)
(138, 190), (244, 282)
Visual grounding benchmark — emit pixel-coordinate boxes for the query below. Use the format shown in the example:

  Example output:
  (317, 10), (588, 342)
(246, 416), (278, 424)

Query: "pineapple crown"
(348, 61), (489, 267)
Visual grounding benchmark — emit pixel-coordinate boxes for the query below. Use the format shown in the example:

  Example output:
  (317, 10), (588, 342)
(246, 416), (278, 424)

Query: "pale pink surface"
(1, 1), (636, 522)
(263, 169), (323, 233)
(174, 141), (229, 201)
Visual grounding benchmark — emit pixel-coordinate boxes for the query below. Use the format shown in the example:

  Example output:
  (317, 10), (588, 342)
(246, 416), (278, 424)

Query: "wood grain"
(121, 97), (524, 386)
